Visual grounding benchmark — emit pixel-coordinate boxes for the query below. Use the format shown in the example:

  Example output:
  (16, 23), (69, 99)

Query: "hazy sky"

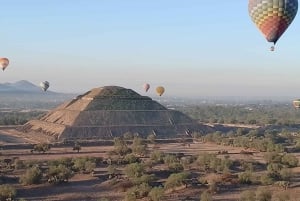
(1, 0), (300, 98)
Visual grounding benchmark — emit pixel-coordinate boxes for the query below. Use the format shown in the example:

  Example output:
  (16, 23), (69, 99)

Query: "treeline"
(0, 111), (45, 125)
(178, 104), (300, 125)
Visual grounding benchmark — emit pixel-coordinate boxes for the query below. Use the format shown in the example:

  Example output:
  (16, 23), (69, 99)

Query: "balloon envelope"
(248, 0), (298, 44)
(143, 83), (150, 92)
(156, 86), (165, 96)
(0, 58), (9, 71)
(293, 99), (300, 108)
(40, 81), (50, 91)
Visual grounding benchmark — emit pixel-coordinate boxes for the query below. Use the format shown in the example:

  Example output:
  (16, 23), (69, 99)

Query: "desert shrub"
(131, 137), (147, 156)
(264, 152), (282, 164)
(124, 154), (140, 164)
(72, 157), (96, 173)
(0, 185), (16, 201)
(124, 183), (151, 200)
(168, 162), (184, 173)
(148, 186), (164, 201)
(32, 143), (50, 153)
(276, 191), (290, 201)
(260, 174), (274, 185)
(124, 163), (144, 179)
(50, 157), (74, 168)
(279, 167), (292, 181)
(281, 153), (298, 167)
(163, 154), (178, 166)
(47, 164), (74, 184)
(125, 187), (137, 201)
(150, 151), (164, 164)
(20, 166), (42, 185)
(107, 165), (117, 177)
(137, 182), (151, 197)
(239, 190), (256, 201)
(238, 171), (253, 184)
(256, 188), (272, 201)
(147, 133), (156, 144)
(14, 159), (25, 170)
(114, 137), (131, 156)
(200, 190), (212, 201)
(164, 172), (189, 190)
(266, 163), (282, 179)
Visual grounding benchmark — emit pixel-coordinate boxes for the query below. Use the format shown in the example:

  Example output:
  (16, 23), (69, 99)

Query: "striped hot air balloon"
(248, 0), (298, 48)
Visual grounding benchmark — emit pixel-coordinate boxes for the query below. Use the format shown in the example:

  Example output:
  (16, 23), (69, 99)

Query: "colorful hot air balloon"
(143, 83), (150, 92)
(156, 86), (165, 96)
(248, 0), (298, 49)
(40, 81), (50, 91)
(293, 99), (300, 109)
(0, 58), (9, 71)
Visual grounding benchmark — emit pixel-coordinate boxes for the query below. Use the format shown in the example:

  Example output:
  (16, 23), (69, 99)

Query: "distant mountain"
(0, 80), (55, 93)
(0, 80), (77, 110)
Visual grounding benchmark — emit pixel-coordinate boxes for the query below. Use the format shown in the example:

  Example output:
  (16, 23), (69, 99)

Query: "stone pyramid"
(21, 86), (210, 141)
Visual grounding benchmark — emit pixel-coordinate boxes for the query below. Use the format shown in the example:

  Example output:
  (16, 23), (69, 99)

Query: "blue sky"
(1, 0), (300, 98)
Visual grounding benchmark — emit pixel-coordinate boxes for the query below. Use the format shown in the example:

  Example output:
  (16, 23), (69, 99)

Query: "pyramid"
(21, 86), (211, 141)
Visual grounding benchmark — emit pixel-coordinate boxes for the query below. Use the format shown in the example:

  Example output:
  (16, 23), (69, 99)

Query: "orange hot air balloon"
(143, 83), (150, 92)
(156, 86), (165, 96)
(293, 99), (300, 109)
(0, 58), (9, 71)
(248, 0), (298, 50)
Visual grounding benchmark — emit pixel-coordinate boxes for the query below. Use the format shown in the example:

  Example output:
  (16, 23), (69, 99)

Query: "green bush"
(0, 185), (16, 201)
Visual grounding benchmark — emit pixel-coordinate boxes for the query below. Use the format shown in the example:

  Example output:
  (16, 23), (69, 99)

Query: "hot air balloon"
(293, 99), (300, 109)
(156, 86), (165, 96)
(248, 0), (298, 50)
(40, 81), (50, 92)
(143, 83), (150, 92)
(0, 58), (9, 71)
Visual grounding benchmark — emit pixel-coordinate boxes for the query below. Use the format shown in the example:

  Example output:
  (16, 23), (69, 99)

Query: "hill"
(0, 80), (76, 110)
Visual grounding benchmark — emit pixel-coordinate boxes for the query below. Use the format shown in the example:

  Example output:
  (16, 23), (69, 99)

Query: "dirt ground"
(0, 127), (300, 201)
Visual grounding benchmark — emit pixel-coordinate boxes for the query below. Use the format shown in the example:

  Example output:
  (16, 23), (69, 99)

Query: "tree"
(73, 142), (81, 153)
(32, 143), (50, 153)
